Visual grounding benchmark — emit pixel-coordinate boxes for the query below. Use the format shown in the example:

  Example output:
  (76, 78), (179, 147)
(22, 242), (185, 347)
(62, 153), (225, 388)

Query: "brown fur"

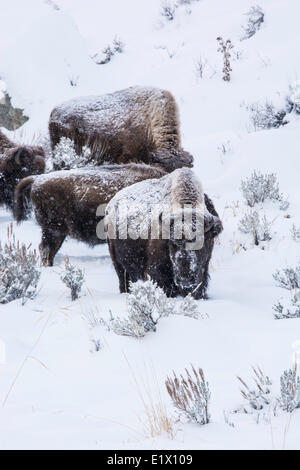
(0, 130), (45, 212)
(49, 86), (193, 172)
(14, 164), (166, 266)
(106, 169), (223, 299)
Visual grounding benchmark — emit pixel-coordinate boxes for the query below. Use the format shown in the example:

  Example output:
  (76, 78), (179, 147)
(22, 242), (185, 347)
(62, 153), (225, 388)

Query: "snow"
(0, 0), (300, 450)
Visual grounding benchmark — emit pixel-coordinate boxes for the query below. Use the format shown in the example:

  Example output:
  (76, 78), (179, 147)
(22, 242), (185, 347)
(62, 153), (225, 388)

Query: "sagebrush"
(166, 365), (210, 425)
(60, 257), (84, 301)
(247, 101), (288, 131)
(52, 137), (91, 169)
(241, 5), (264, 41)
(240, 170), (288, 209)
(102, 278), (203, 338)
(238, 210), (273, 245)
(0, 224), (41, 304)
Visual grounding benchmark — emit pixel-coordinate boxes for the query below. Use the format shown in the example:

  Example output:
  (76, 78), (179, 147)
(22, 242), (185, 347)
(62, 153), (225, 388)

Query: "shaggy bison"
(0, 130), (45, 212)
(105, 168), (223, 299)
(14, 164), (166, 266)
(49, 86), (193, 172)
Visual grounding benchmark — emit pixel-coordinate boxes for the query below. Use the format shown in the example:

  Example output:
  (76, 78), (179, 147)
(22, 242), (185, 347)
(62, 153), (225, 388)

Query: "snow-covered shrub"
(105, 279), (174, 338)
(240, 170), (288, 208)
(102, 279), (203, 338)
(160, 1), (176, 21)
(235, 367), (273, 414)
(178, 294), (202, 319)
(241, 5), (264, 41)
(91, 36), (125, 65)
(291, 224), (300, 243)
(217, 37), (234, 82)
(273, 265), (300, 290)
(52, 137), (91, 170)
(60, 257), (84, 301)
(166, 366), (210, 425)
(69, 75), (79, 87)
(112, 36), (125, 54)
(278, 366), (300, 413)
(0, 224), (41, 305)
(90, 338), (102, 353)
(238, 210), (273, 245)
(273, 293), (300, 320)
(100, 45), (114, 65)
(286, 81), (300, 115)
(247, 101), (288, 131)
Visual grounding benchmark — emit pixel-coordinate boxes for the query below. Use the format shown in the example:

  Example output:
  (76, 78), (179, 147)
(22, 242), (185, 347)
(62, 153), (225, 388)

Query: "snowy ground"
(0, 0), (300, 450)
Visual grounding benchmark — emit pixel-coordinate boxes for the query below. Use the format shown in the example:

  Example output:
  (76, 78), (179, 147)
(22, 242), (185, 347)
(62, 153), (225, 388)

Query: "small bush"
(286, 81), (300, 115)
(241, 5), (264, 41)
(273, 293), (300, 320)
(247, 101), (288, 131)
(278, 366), (300, 413)
(103, 279), (203, 338)
(217, 37), (234, 82)
(238, 210), (273, 245)
(273, 265), (300, 290)
(0, 224), (41, 305)
(91, 36), (125, 65)
(240, 170), (288, 209)
(52, 137), (91, 170)
(291, 224), (300, 243)
(166, 365), (210, 425)
(236, 367), (273, 414)
(60, 257), (84, 301)
(161, 1), (176, 21)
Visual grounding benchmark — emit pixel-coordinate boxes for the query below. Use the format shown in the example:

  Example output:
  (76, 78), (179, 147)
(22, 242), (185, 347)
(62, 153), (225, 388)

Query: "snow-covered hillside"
(0, 0), (300, 450)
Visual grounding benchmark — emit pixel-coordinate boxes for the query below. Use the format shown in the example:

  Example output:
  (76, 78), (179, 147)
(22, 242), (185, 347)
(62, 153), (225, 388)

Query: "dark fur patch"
(0, 130), (45, 212)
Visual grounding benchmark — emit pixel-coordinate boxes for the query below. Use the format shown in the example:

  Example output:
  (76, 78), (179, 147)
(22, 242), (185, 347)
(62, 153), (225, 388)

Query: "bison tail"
(13, 176), (35, 223)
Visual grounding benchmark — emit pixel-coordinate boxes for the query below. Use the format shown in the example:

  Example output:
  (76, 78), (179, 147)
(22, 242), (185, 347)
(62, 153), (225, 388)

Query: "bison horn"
(204, 214), (214, 232)
(14, 149), (23, 166)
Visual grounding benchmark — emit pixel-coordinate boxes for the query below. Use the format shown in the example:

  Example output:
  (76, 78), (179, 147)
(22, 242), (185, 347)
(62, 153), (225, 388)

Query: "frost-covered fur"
(14, 164), (166, 266)
(106, 168), (223, 299)
(49, 86), (193, 172)
(0, 130), (45, 212)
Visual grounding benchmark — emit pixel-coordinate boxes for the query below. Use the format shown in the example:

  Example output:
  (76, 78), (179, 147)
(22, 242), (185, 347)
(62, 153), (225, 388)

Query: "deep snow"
(0, 0), (300, 450)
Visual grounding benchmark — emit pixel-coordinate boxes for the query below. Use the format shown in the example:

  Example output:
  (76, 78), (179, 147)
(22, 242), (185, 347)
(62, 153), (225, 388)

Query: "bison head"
(168, 211), (222, 299)
(150, 149), (193, 172)
(0, 145), (45, 209)
(3, 146), (45, 176)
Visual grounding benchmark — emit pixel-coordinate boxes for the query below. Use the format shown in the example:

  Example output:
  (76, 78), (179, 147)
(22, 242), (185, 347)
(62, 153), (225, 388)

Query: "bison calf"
(105, 168), (223, 299)
(0, 130), (45, 212)
(49, 86), (193, 172)
(14, 164), (166, 266)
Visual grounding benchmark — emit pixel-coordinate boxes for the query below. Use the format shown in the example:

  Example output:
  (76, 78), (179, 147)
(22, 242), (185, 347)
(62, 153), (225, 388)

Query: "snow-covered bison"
(105, 168), (223, 299)
(0, 129), (45, 212)
(14, 164), (166, 266)
(49, 86), (193, 172)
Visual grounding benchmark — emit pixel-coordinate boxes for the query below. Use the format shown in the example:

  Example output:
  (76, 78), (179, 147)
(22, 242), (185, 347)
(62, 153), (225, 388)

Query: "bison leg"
(39, 228), (66, 267)
(108, 239), (148, 293)
(107, 238), (130, 293)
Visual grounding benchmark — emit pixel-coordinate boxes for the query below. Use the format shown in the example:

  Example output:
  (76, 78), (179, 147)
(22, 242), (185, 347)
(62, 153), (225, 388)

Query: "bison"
(0, 129), (45, 212)
(49, 86), (193, 172)
(14, 164), (166, 266)
(105, 168), (223, 299)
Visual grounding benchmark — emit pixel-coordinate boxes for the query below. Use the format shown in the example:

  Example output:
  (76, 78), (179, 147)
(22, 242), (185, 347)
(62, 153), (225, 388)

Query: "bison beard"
(106, 169), (223, 299)
(49, 86), (193, 172)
